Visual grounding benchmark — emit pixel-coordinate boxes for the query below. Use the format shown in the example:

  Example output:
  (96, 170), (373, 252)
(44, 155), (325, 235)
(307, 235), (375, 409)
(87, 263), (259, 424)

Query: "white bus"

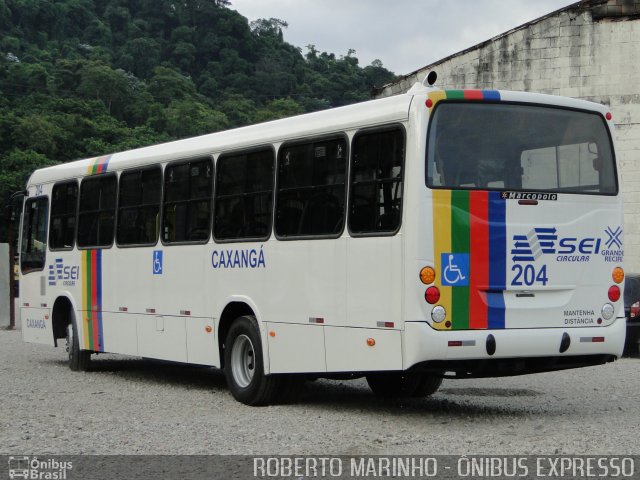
(19, 79), (625, 405)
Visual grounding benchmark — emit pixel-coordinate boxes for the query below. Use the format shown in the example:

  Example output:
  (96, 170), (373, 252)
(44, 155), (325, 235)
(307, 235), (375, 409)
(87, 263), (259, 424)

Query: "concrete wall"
(0, 243), (9, 327)
(377, 0), (640, 271)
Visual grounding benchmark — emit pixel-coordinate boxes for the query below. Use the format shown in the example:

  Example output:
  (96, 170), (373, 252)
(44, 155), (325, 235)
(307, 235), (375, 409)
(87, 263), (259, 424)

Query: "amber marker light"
(612, 267), (624, 284)
(269, 331), (276, 338)
(367, 338), (376, 347)
(420, 266), (436, 285)
(205, 325), (212, 333)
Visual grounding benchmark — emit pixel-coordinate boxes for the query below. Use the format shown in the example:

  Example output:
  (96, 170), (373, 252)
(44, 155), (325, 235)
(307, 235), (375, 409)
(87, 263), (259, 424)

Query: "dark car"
(623, 274), (640, 355)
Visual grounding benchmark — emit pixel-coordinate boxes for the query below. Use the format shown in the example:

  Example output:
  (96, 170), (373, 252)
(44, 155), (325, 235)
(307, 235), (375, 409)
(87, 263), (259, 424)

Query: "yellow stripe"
(428, 91), (447, 111)
(81, 251), (89, 348)
(432, 190), (453, 330)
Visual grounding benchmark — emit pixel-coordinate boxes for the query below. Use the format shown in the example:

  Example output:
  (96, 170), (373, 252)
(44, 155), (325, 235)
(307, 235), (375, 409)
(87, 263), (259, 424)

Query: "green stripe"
(91, 159), (99, 175)
(446, 90), (465, 100)
(451, 190), (470, 330)
(85, 250), (94, 349)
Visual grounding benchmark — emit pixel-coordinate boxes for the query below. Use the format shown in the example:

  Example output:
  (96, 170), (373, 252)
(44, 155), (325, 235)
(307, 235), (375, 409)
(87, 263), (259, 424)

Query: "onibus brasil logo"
(8, 456), (72, 479)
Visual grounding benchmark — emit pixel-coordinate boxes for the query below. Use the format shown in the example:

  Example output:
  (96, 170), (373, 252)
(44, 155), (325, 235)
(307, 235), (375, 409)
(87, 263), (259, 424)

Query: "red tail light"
(425, 286), (440, 304)
(631, 301), (640, 319)
(608, 285), (620, 302)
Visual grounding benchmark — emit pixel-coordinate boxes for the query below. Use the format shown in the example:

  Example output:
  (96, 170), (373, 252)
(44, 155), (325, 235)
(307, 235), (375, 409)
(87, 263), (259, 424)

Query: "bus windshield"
(426, 102), (617, 195)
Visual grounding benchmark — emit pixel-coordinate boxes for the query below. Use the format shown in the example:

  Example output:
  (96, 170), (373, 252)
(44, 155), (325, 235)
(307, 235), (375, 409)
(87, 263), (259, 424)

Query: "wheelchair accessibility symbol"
(153, 250), (163, 275)
(441, 253), (469, 286)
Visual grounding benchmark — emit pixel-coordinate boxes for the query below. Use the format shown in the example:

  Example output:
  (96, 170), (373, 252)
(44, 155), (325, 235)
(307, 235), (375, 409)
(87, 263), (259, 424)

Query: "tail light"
(631, 301), (640, 319)
(425, 286), (440, 304)
(608, 285), (621, 302)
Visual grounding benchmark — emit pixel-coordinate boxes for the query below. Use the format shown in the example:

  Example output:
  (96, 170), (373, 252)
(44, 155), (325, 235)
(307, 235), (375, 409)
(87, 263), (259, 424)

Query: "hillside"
(0, 0), (396, 239)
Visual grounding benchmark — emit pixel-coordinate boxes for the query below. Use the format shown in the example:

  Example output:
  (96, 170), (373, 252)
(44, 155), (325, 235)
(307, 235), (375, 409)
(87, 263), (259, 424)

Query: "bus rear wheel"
(224, 315), (281, 406)
(366, 372), (442, 398)
(66, 311), (91, 371)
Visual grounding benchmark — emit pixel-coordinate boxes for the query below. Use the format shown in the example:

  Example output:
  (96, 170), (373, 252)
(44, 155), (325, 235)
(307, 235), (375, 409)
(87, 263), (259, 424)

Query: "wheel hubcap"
(230, 334), (255, 388)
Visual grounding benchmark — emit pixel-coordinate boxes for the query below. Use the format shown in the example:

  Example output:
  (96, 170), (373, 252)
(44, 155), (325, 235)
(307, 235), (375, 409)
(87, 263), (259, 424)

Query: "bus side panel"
(21, 307), (54, 346)
(266, 239), (347, 326)
(346, 236), (403, 329)
(101, 312), (138, 356)
(324, 326), (402, 372)
(137, 315), (187, 362)
(186, 317), (218, 366)
(266, 322), (326, 373)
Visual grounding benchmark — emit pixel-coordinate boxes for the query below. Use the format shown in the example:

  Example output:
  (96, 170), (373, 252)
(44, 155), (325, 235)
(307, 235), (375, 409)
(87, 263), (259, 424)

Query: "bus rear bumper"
(403, 317), (625, 377)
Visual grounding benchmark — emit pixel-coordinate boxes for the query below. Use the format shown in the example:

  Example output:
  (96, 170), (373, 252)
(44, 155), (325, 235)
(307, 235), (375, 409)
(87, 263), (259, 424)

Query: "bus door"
(20, 195), (54, 345)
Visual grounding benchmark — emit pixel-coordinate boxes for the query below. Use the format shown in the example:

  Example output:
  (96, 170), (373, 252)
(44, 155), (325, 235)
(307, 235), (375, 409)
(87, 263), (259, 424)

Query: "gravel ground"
(1, 327), (639, 456)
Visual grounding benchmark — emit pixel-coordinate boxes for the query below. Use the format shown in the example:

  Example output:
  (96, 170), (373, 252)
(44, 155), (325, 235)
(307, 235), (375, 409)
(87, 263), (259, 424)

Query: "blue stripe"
(101, 155), (111, 172)
(483, 90), (501, 101)
(96, 250), (104, 352)
(488, 191), (506, 329)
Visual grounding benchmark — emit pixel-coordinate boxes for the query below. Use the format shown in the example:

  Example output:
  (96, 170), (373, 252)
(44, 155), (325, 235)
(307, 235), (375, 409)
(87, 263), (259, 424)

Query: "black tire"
(366, 372), (442, 398)
(224, 315), (282, 406)
(412, 375), (443, 397)
(623, 327), (640, 357)
(66, 310), (91, 371)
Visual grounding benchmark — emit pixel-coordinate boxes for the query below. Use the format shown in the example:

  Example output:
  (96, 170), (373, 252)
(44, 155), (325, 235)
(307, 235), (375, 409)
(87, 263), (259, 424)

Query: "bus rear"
(407, 88), (625, 377)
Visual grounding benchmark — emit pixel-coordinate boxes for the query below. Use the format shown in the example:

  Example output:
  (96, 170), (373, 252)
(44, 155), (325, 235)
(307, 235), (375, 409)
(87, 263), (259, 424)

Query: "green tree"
(162, 99), (229, 138)
(77, 63), (130, 115)
(254, 98), (304, 123)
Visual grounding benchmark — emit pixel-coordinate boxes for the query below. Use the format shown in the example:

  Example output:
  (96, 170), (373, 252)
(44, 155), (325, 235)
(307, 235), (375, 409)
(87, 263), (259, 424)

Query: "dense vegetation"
(0, 0), (396, 241)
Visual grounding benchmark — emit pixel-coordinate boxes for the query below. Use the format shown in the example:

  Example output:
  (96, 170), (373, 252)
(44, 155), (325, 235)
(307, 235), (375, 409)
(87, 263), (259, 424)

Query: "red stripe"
(464, 90), (484, 100)
(97, 156), (106, 173)
(469, 191), (489, 329)
(91, 250), (99, 349)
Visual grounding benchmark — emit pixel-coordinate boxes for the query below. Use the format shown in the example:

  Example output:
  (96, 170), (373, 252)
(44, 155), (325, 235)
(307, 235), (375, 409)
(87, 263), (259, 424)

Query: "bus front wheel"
(366, 372), (442, 398)
(66, 311), (91, 371)
(224, 315), (281, 406)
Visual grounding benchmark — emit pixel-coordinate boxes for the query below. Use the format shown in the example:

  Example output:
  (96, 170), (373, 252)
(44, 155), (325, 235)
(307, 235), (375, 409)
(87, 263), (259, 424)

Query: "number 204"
(511, 264), (548, 286)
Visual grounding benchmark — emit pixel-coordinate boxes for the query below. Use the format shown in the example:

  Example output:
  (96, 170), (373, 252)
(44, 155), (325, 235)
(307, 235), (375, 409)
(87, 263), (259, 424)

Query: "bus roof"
(27, 84), (611, 187)
(27, 93), (413, 186)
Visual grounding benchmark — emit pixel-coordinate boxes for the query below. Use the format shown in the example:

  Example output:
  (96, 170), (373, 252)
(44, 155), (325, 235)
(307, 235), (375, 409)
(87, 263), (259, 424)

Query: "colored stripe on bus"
(450, 190), (470, 330)
(432, 190), (452, 330)
(87, 155), (112, 175)
(469, 191), (489, 329)
(427, 90), (501, 111)
(432, 190), (506, 330)
(487, 191), (506, 329)
(82, 249), (104, 352)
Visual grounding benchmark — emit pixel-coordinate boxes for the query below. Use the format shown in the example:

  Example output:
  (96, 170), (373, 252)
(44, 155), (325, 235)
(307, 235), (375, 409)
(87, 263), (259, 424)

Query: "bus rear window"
(426, 102), (617, 195)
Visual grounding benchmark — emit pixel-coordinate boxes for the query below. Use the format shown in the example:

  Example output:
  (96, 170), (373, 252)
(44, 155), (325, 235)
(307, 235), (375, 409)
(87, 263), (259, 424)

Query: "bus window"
(427, 102), (617, 194)
(521, 143), (603, 192)
(49, 181), (78, 250)
(117, 166), (162, 246)
(77, 174), (117, 248)
(349, 126), (405, 234)
(21, 197), (49, 273)
(214, 148), (274, 241)
(275, 136), (347, 238)
(162, 158), (212, 243)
